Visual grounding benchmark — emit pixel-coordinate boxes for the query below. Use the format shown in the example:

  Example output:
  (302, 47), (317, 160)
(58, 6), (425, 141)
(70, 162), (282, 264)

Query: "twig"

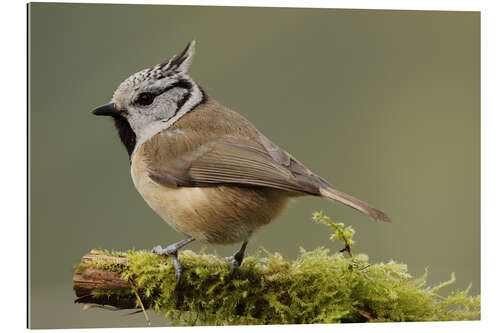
(130, 280), (150, 326)
(82, 304), (122, 311)
(339, 244), (353, 258)
(358, 309), (375, 321)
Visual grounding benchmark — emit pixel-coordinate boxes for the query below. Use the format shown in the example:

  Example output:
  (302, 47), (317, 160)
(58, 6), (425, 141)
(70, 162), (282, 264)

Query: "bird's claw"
(151, 245), (177, 256)
(151, 245), (182, 284)
(225, 255), (243, 275)
(150, 237), (196, 285)
(151, 245), (164, 255)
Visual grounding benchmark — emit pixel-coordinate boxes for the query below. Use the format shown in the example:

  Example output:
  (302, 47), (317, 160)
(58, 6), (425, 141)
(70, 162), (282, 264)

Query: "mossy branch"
(73, 212), (480, 325)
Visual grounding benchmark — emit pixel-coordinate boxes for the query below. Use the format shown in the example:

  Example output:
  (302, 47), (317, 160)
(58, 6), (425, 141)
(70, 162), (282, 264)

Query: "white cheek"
(130, 82), (203, 155)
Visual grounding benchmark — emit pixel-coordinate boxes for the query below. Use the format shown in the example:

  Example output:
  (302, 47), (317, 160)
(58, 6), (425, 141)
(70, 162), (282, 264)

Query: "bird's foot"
(225, 254), (244, 275)
(225, 241), (248, 275)
(151, 237), (196, 284)
(152, 245), (183, 283)
(151, 244), (178, 256)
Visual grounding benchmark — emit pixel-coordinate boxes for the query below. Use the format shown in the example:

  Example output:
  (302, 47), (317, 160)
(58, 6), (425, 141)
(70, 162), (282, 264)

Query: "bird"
(91, 40), (390, 282)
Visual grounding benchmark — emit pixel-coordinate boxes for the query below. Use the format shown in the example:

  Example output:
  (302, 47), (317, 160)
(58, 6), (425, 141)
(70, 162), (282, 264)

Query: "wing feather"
(147, 136), (320, 194)
(142, 125), (390, 222)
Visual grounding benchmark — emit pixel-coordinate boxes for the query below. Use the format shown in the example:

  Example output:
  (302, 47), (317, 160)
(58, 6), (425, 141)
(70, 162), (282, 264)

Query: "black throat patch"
(112, 114), (136, 161)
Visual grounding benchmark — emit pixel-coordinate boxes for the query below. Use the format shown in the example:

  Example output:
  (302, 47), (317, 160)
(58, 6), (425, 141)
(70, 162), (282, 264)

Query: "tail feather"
(319, 187), (391, 222)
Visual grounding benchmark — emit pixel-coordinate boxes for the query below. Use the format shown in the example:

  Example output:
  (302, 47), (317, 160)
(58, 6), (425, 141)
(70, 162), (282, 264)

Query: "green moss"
(80, 212), (480, 325)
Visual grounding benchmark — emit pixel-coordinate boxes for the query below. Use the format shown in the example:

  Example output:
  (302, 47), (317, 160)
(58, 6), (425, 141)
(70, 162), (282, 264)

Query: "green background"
(29, 3), (480, 328)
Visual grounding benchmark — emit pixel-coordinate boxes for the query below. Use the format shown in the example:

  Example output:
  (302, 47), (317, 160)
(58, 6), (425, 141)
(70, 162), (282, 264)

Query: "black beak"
(91, 103), (118, 116)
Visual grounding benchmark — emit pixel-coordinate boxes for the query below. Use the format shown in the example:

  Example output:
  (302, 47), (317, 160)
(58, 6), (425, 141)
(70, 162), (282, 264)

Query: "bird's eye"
(136, 93), (156, 106)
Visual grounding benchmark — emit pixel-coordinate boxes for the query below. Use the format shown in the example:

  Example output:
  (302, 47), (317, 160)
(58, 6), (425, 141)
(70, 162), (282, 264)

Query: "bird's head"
(92, 40), (204, 156)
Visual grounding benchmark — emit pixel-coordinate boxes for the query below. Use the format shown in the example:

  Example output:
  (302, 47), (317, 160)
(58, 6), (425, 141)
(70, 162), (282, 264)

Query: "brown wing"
(147, 135), (322, 195)
(141, 100), (390, 222)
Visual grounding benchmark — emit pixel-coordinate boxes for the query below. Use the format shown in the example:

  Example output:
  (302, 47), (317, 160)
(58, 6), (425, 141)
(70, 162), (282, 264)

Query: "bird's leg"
(151, 237), (196, 283)
(225, 241), (248, 274)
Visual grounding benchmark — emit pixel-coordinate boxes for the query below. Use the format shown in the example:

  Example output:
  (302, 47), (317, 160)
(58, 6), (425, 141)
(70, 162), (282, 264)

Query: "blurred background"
(29, 3), (480, 328)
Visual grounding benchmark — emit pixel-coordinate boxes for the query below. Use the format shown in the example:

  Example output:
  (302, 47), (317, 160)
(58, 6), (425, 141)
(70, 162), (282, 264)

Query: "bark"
(73, 253), (137, 309)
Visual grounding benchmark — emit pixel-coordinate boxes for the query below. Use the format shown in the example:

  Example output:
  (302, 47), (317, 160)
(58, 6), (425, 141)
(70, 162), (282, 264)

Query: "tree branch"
(72, 248), (480, 325)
